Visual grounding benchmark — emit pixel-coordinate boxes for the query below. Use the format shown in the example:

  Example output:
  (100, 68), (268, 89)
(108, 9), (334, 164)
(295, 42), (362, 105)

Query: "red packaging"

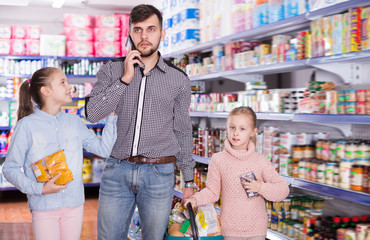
(12, 25), (27, 39)
(278, 43), (290, 62)
(94, 41), (121, 57)
(65, 28), (94, 41)
(350, 7), (362, 52)
(64, 14), (93, 28)
(95, 15), (121, 28)
(94, 28), (121, 42)
(10, 39), (25, 55)
(119, 14), (130, 35)
(26, 26), (41, 39)
(0, 39), (11, 54)
(25, 39), (40, 55)
(297, 31), (308, 60)
(66, 41), (94, 56)
(0, 25), (12, 39)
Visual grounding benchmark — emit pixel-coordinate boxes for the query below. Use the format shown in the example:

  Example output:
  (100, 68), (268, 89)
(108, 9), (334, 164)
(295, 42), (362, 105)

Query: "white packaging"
(180, 8), (200, 31)
(180, 29), (200, 49)
(308, 0), (348, 12)
(40, 34), (66, 56)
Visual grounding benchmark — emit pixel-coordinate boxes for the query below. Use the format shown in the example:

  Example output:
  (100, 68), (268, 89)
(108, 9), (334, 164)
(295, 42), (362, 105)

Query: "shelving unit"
(0, 182), (101, 191)
(281, 175), (370, 206)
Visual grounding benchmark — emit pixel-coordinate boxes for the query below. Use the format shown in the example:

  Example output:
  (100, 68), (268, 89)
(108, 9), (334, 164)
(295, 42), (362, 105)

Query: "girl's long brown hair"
(228, 106), (257, 147)
(17, 67), (58, 121)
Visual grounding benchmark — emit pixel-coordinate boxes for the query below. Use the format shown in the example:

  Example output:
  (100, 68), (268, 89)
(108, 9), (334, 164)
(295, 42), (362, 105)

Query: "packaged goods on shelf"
(308, 0), (348, 11)
(94, 41), (121, 57)
(63, 14), (93, 28)
(94, 15), (121, 28)
(0, 25), (11, 39)
(40, 34), (66, 56)
(64, 28), (94, 41)
(94, 28), (121, 42)
(66, 41), (94, 57)
(82, 158), (92, 183)
(0, 39), (11, 55)
(362, 7), (370, 50)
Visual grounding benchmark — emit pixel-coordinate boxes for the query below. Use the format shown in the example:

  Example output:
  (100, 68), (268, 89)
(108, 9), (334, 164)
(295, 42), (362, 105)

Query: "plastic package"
(30, 150), (73, 185)
(240, 172), (259, 197)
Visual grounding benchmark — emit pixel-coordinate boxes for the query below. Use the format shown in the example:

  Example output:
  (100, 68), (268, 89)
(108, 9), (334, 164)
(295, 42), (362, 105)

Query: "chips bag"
(30, 150), (73, 185)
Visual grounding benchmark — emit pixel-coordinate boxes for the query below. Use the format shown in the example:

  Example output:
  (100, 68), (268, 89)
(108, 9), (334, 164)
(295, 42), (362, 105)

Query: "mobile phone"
(125, 36), (145, 69)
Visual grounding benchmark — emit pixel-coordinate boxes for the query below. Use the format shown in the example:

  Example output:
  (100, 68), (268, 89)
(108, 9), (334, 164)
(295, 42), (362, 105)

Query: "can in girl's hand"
(240, 172), (259, 198)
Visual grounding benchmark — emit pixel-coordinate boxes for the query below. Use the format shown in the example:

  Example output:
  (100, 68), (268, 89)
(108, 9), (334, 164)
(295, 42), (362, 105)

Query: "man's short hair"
(129, 4), (163, 29)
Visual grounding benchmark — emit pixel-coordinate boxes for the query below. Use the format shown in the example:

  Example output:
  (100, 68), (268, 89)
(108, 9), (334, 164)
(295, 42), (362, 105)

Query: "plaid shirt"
(85, 54), (195, 181)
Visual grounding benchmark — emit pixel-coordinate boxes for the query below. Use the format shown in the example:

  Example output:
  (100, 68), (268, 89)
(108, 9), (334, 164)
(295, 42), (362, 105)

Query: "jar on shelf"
(293, 145), (304, 159)
(357, 141), (370, 159)
(316, 139), (324, 160)
(291, 206), (299, 220)
(339, 158), (354, 189)
(310, 160), (318, 182)
(292, 159), (299, 178)
(351, 164), (364, 191)
(336, 140), (347, 161)
(356, 102), (366, 114)
(333, 162), (340, 187)
(304, 145), (315, 159)
(305, 159), (312, 180)
(329, 141), (337, 161)
(317, 160), (326, 184)
(283, 198), (292, 220)
(345, 102), (356, 114)
(322, 140), (331, 161)
(338, 90), (346, 102)
(325, 161), (336, 185)
(364, 166), (370, 193)
(345, 141), (358, 159)
(298, 159), (306, 179)
(313, 199), (325, 212)
(356, 89), (367, 102)
(337, 102), (346, 114)
(345, 89), (357, 102)
(301, 198), (313, 208)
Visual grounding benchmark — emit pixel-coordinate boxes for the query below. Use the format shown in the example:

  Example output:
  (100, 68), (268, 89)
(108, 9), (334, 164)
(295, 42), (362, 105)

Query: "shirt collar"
(155, 52), (166, 73)
(34, 107), (64, 120)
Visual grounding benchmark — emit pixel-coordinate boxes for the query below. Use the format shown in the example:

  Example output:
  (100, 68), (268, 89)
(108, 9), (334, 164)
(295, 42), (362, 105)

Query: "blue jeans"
(97, 157), (175, 240)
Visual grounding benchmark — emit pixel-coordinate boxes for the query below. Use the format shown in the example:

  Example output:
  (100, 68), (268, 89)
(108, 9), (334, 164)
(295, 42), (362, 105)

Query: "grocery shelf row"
(188, 49), (370, 82)
(163, 0), (370, 59)
(190, 112), (370, 125)
(0, 55), (112, 62)
(0, 123), (105, 131)
(172, 189), (294, 240)
(191, 155), (370, 206)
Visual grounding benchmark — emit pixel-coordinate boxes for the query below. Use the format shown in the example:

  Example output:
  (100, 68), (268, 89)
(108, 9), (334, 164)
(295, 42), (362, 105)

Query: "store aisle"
(0, 188), (100, 240)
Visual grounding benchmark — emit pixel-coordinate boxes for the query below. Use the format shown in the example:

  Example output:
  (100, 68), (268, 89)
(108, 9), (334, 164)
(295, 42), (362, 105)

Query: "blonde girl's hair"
(228, 106), (257, 146)
(17, 67), (59, 121)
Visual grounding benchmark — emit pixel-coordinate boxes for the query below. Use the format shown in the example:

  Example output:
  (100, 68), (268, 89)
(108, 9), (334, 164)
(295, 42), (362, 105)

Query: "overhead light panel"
(52, 0), (66, 8)
(0, 0), (30, 6)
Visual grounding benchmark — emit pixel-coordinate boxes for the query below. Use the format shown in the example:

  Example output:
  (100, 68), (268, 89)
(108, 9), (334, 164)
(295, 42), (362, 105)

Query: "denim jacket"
(3, 108), (117, 211)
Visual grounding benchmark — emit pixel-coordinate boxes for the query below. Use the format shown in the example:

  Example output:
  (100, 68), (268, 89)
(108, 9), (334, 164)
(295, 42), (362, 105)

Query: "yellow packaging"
(361, 7), (370, 50)
(30, 150), (73, 185)
(82, 158), (92, 183)
(342, 12), (350, 53)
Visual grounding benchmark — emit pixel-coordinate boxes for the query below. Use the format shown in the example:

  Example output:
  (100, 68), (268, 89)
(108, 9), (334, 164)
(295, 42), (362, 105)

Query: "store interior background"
(0, 0), (369, 239)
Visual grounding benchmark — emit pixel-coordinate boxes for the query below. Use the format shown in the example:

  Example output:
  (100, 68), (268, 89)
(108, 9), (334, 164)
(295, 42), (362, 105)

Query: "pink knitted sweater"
(193, 139), (290, 238)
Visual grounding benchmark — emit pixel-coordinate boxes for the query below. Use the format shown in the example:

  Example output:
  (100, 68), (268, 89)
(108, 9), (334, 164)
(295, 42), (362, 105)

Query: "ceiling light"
(52, 0), (66, 8)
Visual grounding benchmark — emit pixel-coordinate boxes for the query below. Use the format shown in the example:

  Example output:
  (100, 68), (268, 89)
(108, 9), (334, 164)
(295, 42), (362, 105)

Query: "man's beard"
(138, 40), (160, 57)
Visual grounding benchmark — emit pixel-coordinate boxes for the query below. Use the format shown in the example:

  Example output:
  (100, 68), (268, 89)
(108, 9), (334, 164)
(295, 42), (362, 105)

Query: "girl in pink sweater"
(184, 106), (290, 240)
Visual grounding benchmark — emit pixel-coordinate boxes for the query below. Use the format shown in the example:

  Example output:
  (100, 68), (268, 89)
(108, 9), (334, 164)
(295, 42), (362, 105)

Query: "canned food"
(240, 172), (259, 198)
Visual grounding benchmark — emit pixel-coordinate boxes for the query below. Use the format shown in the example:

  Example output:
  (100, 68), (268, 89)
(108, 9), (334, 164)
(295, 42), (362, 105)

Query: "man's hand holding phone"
(121, 36), (144, 84)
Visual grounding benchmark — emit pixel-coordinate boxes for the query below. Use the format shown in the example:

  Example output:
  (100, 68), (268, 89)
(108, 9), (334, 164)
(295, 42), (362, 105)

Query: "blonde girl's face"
(47, 70), (72, 106)
(227, 114), (257, 150)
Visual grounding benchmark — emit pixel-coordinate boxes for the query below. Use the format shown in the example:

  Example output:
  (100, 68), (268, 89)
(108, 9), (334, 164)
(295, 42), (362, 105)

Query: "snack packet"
(30, 150), (73, 185)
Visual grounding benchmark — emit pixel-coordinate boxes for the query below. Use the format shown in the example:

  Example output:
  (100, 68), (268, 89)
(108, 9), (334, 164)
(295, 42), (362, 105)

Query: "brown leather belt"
(124, 155), (175, 164)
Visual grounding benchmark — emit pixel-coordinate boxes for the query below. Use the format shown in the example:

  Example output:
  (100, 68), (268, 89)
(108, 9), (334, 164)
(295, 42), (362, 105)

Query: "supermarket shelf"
(163, 14), (308, 58)
(72, 97), (86, 101)
(293, 114), (370, 124)
(190, 111), (370, 124)
(0, 55), (51, 60)
(56, 56), (112, 61)
(306, 0), (370, 20)
(308, 49), (370, 64)
(267, 229), (295, 240)
(66, 74), (96, 78)
(189, 60), (308, 81)
(174, 189), (183, 199)
(281, 175), (370, 206)
(193, 155), (210, 165)
(0, 153), (6, 158)
(0, 126), (11, 130)
(0, 74), (31, 78)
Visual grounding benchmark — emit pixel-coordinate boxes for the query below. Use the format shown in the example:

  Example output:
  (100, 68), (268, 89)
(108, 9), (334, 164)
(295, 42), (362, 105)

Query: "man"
(85, 4), (195, 240)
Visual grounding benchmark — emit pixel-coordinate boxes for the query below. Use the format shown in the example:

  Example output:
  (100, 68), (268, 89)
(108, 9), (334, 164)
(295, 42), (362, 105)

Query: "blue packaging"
(253, 1), (269, 28)
(180, 29), (200, 48)
(269, 0), (285, 23)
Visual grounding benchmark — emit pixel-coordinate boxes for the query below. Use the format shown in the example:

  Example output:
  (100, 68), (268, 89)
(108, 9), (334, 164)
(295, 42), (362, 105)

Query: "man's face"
(130, 14), (165, 57)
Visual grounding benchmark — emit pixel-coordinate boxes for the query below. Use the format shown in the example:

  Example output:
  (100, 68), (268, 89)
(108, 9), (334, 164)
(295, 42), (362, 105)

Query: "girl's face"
(47, 70), (72, 106)
(227, 114), (257, 150)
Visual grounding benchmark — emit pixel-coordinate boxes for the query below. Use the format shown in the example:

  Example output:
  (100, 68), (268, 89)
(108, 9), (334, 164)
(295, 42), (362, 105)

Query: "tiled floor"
(0, 187), (100, 240)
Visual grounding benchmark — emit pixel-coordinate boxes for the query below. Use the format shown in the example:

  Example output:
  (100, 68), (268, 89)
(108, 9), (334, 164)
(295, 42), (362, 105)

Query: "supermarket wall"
(0, 6), (123, 35)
